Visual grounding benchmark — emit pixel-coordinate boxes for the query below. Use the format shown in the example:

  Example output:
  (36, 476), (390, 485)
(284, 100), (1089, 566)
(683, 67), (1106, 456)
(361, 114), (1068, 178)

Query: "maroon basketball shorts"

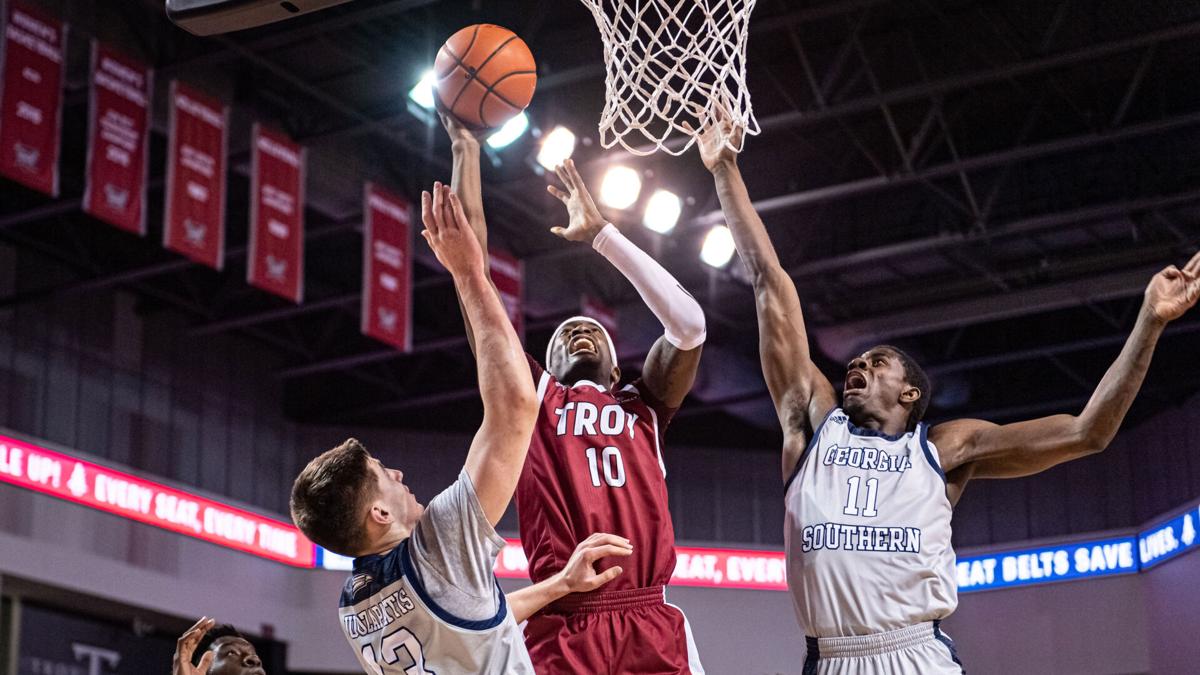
(524, 586), (704, 675)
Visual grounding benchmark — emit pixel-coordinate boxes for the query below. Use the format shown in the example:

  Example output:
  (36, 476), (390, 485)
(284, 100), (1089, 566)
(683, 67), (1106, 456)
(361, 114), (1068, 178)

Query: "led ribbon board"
(0, 433), (315, 567)
(1138, 502), (1200, 570)
(956, 536), (1138, 592)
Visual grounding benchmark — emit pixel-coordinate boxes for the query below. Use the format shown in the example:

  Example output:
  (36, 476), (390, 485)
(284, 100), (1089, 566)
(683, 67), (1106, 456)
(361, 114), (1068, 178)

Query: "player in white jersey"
(693, 106), (1200, 673)
(290, 184), (632, 675)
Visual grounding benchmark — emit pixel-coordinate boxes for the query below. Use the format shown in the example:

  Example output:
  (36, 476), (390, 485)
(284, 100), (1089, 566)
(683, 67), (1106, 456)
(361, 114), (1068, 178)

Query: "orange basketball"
(435, 24), (537, 130)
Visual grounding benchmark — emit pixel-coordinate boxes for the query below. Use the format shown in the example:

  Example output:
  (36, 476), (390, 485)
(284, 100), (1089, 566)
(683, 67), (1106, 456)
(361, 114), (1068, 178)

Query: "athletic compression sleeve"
(592, 223), (706, 350)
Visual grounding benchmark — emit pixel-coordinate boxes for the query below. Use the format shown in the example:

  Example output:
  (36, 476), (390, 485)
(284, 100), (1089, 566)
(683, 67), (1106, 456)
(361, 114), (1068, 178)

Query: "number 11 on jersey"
(843, 476), (879, 517)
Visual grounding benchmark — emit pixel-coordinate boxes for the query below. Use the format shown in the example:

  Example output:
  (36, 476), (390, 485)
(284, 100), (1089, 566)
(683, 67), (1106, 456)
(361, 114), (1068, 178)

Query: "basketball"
(434, 24), (537, 130)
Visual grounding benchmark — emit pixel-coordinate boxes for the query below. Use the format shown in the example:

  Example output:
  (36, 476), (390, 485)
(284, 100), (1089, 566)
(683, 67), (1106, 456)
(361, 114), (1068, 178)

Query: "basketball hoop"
(576, 0), (760, 156)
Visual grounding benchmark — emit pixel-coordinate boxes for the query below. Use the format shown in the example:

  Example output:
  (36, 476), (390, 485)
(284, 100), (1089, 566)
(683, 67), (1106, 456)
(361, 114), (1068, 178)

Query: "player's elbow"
(666, 302), (706, 351)
(1072, 416), (1113, 455)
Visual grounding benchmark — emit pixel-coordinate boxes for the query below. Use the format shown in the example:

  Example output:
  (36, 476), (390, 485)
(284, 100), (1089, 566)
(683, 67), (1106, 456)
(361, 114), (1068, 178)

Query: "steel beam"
(696, 109), (1200, 224)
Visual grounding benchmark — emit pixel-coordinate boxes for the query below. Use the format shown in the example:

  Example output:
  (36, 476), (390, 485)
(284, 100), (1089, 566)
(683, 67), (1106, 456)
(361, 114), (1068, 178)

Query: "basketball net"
(577, 0), (760, 156)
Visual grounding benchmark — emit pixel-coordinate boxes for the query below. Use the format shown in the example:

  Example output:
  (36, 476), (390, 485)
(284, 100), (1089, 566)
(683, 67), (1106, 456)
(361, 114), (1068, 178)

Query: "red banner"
(581, 295), (619, 349)
(248, 124), (305, 303)
(82, 42), (152, 235)
(489, 249), (524, 342)
(361, 183), (413, 351)
(0, 433), (316, 567)
(163, 81), (228, 269)
(0, 1), (67, 195)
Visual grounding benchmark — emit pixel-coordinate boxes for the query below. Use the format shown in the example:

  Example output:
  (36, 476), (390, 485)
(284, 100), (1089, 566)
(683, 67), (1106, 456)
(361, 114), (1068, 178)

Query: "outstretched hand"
(173, 616), (215, 675)
(421, 183), (484, 278)
(1145, 249), (1200, 322)
(547, 159), (609, 245)
(555, 532), (633, 594)
(439, 110), (487, 147)
(685, 103), (744, 173)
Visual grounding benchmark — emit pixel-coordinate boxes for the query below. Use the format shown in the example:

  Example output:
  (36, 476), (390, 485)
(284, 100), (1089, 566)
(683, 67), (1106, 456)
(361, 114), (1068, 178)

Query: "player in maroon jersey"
(442, 114), (707, 674)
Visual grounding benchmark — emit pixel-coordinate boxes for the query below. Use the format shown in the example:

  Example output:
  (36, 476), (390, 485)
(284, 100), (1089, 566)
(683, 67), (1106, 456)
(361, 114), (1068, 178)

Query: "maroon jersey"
(517, 355), (678, 590)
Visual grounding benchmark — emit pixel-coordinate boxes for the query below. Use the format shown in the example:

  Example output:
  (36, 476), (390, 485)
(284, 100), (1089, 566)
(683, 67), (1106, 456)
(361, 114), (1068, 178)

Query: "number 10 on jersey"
(585, 446), (626, 488)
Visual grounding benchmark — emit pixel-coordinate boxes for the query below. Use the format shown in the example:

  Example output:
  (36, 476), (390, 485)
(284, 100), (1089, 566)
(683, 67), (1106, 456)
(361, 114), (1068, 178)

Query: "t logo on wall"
(72, 644), (120, 675)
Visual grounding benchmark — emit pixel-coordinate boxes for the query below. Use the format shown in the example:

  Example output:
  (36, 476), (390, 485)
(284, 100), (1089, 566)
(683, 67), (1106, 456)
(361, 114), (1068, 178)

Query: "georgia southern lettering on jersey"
(784, 409), (957, 638)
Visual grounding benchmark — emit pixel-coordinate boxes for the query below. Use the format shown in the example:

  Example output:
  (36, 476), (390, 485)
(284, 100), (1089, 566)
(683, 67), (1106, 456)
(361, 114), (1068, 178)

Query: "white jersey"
(339, 471), (534, 675)
(784, 409), (957, 638)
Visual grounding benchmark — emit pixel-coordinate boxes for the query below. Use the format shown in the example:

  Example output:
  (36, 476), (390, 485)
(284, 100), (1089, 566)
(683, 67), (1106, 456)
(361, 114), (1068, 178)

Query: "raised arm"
(692, 112), (837, 479)
(932, 251), (1200, 504)
(442, 112), (499, 357)
(546, 159), (706, 407)
(420, 184), (538, 525)
(506, 533), (632, 623)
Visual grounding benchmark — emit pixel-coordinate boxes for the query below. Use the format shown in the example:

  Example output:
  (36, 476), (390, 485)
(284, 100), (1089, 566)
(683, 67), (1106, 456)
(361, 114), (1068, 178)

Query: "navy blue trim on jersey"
(340, 541), (408, 608)
(399, 538), (509, 631)
(919, 423), (947, 484)
(933, 620), (966, 673)
(802, 636), (819, 675)
(785, 407), (839, 492)
(846, 419), (906, 442)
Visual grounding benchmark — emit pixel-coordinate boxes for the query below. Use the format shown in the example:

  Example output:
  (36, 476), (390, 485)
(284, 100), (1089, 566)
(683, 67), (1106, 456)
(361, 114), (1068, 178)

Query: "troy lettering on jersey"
(343, 589), (417, 638)
(822, 444), (912, 473)
(553, 401), (638, 439)
(801, 523), (922, 553)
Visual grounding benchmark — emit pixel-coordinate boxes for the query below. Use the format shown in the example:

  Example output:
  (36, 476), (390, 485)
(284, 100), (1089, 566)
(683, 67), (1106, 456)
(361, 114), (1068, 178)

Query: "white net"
(577, 0), (759, 156)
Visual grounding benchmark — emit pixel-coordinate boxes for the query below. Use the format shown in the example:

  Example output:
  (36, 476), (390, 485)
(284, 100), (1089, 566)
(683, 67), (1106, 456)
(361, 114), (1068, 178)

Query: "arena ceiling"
(2, 0), (1199, 447)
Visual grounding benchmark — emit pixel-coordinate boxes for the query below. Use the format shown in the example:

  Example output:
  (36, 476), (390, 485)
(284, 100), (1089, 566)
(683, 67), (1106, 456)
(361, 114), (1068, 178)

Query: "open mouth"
(569, 335), (598, 356)
(845, 371), (867, 393)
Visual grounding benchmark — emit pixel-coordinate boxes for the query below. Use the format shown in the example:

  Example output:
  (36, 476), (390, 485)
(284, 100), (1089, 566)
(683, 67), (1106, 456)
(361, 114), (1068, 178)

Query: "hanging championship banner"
(361, 183), (412, 351)
(489, 249), (524, 342)
(247, 124), (305, 303)
(581, 295), (618, 349)
(0, 1), (67, 195)
(163, 81), (228, 269)
(82, 42), (152, 235)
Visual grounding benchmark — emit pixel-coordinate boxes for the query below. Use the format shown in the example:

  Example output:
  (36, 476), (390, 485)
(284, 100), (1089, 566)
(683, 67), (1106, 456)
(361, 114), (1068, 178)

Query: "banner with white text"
(163, 80), (228, 269)
(361, 183), (413, 351)
(248, 124), (305, 302)
(82, 41), (152, 235)
(0, 0), (67, 195)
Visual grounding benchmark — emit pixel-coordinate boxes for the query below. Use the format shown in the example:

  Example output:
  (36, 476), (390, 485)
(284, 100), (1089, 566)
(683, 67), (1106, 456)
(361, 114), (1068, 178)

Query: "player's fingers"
(554, 164), (573, 193)
(420, 191), (435, 231)
(584, 533), (632, 549)
(546, 185), (569, 203)
(564, 159), (584, 191)
(198, 650), (214, 672)
(550, 226), (568, 239)
(448, 192), (470, 228)
(593, 565), (624, 586)
(1184, 249), (1200, 276)
(680, 120), (695, 134)
(583, 544), (634, 562)
(430, 184), (445, 232)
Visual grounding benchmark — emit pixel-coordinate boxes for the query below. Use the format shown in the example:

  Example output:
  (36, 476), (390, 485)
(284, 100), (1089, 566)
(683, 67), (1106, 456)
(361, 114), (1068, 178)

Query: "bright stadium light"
(487, 112), (530, 149)
(599, 166), (642, 209)
(409, 69), (437, 110)
(701, 225), (736, 268)
(537, 126), (577, 169)
(642, 189), (682, 234)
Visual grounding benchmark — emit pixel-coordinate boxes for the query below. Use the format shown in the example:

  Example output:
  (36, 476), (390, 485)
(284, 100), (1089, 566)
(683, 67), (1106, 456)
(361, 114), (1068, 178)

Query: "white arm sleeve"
(592, 223), (706, 350)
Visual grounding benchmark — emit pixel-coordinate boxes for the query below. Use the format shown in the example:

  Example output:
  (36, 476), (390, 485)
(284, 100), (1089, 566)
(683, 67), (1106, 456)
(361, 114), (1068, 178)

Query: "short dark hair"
(876, 345), (932, 430)
(194, 625), (244, 666)
(290, 438), (376, 556)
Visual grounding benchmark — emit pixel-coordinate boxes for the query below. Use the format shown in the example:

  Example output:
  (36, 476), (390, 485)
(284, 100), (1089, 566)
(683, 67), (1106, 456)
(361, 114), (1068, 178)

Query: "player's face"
(549, 320), (615, 384)
(370, 458), (424, 530)
(207, 636), (265, 675)
(842, 348), (909, 417)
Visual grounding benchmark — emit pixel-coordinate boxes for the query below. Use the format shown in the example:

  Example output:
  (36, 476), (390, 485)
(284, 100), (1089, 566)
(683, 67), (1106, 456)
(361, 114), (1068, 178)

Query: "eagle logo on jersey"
(352, 572), (374, 596)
